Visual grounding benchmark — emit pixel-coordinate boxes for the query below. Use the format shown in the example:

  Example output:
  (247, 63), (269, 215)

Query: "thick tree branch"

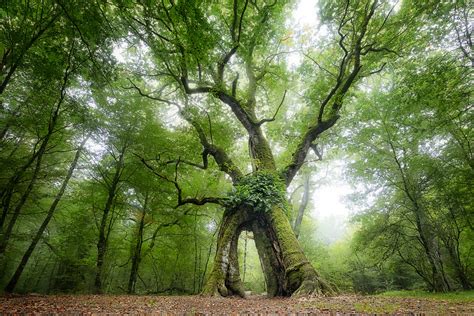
(127, 79), (244, 184)
(214, 91), (255, 132)
(231, 0), (239, 42)
(237, 0), (249, 43)
(283, 1), (384, 185)
(361, 45), (399, 56)
(282, 116), (339, 186)
(178, 196), (225, 208)
(231, 74), (239, 97)
(218, 45), (239, 82)
(180, 76), (213, 94)
(177, 39), (255, 134)
(181, 111), (244, 183)
(316, 1), (352, 123)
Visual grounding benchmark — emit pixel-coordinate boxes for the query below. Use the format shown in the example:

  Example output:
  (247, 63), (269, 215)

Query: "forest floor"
(1, 293), (473, 315)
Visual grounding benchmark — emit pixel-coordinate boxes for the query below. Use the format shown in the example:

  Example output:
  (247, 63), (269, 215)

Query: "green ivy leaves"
(225, 172), (286, 213)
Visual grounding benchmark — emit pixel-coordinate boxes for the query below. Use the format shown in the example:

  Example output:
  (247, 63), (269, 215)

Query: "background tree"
(342, 51), (473, 292)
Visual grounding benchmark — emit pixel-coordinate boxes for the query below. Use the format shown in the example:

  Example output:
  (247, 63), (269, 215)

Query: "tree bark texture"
(127, 193), (148, 294)
(202, 205), (334, 297)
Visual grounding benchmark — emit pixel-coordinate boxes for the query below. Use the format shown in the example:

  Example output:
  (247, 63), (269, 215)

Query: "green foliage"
(338, 49), (473, 292)
(238, 234), (266, 293)
(1, 0), (471, 297)
(225, 172), (286, 213)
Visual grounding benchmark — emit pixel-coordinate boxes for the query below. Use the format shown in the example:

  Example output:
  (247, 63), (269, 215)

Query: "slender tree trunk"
(413, 205), (450, 292)
(0, 144), (40, 230)
(293, 174), (310, 239)
(4, 140), (85, 292)
(388, 140), (450, 292)
(0, 133), (52, 255)
(193, 210), (198, 293)
(452, 257), (472, 290)
(94, 146), (126, 294)
(199, 232), (215, 292)
(1, 135), (40, 219)
(443, 208), (472, 290)
(127, 193), (148, 294)
(452, 255), (472, 290)
(0, 55), (70, 254)
(95, 209), (109, 294)
(242, 231), (247, 284)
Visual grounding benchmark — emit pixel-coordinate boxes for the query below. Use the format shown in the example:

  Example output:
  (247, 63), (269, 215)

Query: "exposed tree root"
(292, 276), (337, 297)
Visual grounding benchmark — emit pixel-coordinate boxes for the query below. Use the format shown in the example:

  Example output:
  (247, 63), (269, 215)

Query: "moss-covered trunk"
(266, 206), (334, 296)
(202, 205), (334, 297)
(201, 208), (248, 297)
(202, 126), (333, 297)
(252, 218), (286, 296)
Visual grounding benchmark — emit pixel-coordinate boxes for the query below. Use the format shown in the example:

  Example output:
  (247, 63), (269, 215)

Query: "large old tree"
(118, 0), (416, 296)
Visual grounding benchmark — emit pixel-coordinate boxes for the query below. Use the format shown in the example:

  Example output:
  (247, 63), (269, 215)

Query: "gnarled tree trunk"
(198, 113), (336, 298)
(202, 203), (334, 297)
(201, 208), (248, 297)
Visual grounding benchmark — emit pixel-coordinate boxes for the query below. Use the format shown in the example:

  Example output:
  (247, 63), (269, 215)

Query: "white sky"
(292, 0), (319, 27)
(310, 160), (353, 223)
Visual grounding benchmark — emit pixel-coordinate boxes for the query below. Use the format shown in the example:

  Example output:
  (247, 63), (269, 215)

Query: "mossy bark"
(202, 205), (335, 297)
(202, 128), (334, 297)
(266, 206), (334, 296)
(201, 208), (248, 297)
(252, 218), (286, 296)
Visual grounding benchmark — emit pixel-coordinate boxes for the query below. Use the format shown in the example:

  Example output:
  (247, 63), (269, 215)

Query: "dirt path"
(1, 294), (472, 315)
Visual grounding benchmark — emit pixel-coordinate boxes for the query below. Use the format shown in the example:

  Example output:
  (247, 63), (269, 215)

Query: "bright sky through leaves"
(288, 0), (352, 240)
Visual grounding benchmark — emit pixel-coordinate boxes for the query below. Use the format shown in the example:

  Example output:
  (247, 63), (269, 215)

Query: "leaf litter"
(1, 294), (473, 315)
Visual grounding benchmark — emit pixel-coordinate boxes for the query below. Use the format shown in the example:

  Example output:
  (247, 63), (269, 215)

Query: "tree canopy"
(0, 0), (472, 295)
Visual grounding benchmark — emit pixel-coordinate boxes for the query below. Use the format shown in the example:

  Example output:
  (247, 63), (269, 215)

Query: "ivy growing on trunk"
(225, 172), (287, 213)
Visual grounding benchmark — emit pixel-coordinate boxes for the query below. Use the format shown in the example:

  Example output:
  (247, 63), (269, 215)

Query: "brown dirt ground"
(0, 294), (473, 315)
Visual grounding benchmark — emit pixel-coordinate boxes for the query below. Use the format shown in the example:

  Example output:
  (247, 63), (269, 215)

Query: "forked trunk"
(202, 204), (334, 297)
(202, 124), (334, 297)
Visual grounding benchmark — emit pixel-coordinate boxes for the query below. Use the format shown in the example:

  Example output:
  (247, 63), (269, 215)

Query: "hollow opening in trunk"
(238, 230), (266, 295)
